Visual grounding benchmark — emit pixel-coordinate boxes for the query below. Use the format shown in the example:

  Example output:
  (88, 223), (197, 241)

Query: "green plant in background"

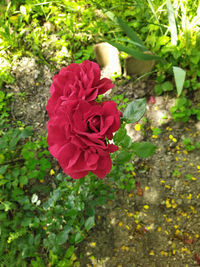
(104, 7), (187, 97)
(151, 127), (162, 137)
(183, 138), (200, 152)
(105, 11), (161, 61)
(112, 93), (130, 110)
(170, 96), (200, 122)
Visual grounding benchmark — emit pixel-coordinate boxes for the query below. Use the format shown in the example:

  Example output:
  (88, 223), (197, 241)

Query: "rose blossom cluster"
(46, 60), (121, 179)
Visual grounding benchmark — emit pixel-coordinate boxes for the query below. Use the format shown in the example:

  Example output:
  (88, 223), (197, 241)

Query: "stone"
(124, 52), (156, 76)
(93, 42), (121, 78)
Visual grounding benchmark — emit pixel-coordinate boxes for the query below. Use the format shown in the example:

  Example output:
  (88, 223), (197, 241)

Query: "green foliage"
(183, 138), (200, 152)
(154, 81), (173, 95)
(170, 96), (200, 122)
(152, 127), (162, 137)
(106, 11), (161, 61)
(112, 93), (130, 111)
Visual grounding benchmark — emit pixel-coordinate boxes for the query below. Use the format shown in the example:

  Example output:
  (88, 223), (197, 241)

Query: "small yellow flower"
(134, 123), (141, 131)
(50, 169), (55, 175)
(90, 242), (96, 247)
(160, 251), (168, 256)
(149, 250), (155, 256)
(166, 126), (172, 131)
(121, 245), (129, 251)
(175, 229), (181, 235)
(165, 217), (172, 223)
(166, 198), (171, 208)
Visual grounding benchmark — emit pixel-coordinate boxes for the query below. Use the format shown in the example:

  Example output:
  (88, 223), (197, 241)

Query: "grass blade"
(106, 11), (147, 51)
(116, 38), (147, 50)
(166, 0), (178, 45)
(147, 0), (163, 34)
(107, 41), (161, 61)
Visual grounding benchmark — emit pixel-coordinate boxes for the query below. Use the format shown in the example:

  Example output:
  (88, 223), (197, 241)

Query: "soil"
(6, 57), (200, 267)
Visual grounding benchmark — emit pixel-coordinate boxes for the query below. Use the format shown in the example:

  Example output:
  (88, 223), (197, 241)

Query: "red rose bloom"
(46, 60), (114, 117)
(47, 99), (121, 179)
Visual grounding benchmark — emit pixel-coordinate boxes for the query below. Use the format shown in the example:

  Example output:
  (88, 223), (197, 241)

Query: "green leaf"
(34, 234), (41, 246)
(85, 216), (95, 231)
(96, 196), (106, 205)
(121, 135), (132, 148)
(0, 165), (8, 175)
(107, 41), (160, 61)
(154, 84), (163, 95)
(57, 227), (71, 245)
(124, 98), (146, 123)
(65, 246), (74, 259)
(19, 175), (28, 185)
(74, 232), (84, 244)
(19, 126), (33, 139)
(116, 151), (132, 164)
(173, 66), (186, 96)
(113, 128), (127, 144)
(132, 142), (156, 158)
(162, 81), (173, 91)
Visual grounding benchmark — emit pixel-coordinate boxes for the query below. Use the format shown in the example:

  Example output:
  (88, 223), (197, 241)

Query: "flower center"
(88, 115), (101, 133)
